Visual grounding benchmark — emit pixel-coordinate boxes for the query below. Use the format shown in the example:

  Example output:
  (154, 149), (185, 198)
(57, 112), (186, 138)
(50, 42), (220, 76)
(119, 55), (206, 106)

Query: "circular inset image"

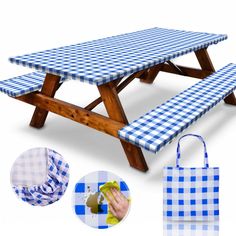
(10, 147), (69, 206)
(73, 171), (130, 229)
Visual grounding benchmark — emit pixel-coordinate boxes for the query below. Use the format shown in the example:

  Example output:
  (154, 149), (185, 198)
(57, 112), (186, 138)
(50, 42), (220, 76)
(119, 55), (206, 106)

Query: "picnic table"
(1, 27), (236, 172)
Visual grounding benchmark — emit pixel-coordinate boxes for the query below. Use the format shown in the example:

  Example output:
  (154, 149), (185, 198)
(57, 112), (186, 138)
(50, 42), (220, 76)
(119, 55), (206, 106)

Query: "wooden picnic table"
(5, 27), (236, 172)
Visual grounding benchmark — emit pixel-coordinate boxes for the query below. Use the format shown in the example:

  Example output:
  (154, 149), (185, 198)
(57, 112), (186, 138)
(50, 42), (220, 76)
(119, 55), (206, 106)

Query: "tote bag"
(163, 134), (219, 221)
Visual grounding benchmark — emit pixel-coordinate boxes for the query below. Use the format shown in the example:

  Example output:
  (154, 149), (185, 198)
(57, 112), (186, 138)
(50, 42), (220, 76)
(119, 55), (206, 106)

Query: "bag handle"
(176, 134), (209, 168)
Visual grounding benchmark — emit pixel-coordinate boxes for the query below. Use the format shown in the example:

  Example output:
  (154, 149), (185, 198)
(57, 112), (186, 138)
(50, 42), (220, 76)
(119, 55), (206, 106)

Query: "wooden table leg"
(195, 48), (236, 105)
(140, 63), (164, 84)
(30, 73), (61, 128)
(98, 81), (148, 172)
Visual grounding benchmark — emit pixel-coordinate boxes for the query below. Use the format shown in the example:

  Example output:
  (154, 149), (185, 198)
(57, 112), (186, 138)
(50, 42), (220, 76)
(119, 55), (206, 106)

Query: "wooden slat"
(98, 81), (148, 172)
(161, 64), (212, 79)
(84, 70), (145, 111)
(167, 61), (187, 76)
(195, 48), (215, 70)
(140, 63), (164, 83)
(16, 92), (125, 138)
(30, 73), (61, 128)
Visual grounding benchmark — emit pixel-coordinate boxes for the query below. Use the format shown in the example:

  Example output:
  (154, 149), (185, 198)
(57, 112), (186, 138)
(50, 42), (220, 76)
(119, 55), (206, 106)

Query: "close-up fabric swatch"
(10, 147), (69, 206)
(73, 170), (130, 229)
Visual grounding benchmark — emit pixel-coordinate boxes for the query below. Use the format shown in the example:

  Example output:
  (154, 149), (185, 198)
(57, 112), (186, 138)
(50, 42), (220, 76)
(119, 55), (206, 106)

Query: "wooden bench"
(118, 63), (236, 153)
(0, 72), (67, 97)
(1, 63), (236, 154)
(1, 63), (236, 170)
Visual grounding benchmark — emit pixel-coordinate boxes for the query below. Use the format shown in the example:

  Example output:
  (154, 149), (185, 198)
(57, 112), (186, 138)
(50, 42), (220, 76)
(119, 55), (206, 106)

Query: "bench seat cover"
(118, 63), (236, 153)
(0, 71), (66, 97)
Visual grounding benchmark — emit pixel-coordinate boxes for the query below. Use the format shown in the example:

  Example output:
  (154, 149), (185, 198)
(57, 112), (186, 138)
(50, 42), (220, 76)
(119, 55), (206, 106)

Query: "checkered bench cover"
(0, 71), (66, 97)
(9, 27), (226, 85)
(118, 63), (236, 153)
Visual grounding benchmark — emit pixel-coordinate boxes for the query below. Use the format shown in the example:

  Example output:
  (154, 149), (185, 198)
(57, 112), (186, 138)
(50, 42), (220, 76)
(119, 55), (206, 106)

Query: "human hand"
(105, 188), (129, 221)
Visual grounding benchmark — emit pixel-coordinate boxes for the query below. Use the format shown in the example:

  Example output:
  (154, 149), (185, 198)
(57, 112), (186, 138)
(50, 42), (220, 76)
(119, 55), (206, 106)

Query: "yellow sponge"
(99, 181), (120, 225)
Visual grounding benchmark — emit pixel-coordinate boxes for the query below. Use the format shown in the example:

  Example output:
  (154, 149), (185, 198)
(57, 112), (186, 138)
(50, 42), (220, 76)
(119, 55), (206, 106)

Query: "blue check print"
(163, 134), (219, 221)
(119, 63), (236, 153)
(9, 27), (227, 85)
(12, 148), (69, 206)
(74, 171), (130, 229)
(163, 221), (219, 235)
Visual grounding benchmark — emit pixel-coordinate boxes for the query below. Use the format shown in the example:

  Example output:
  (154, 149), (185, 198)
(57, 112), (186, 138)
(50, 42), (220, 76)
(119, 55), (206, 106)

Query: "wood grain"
(85, 70), (145, 111)
(161, 63), (212, 79)
(98, 81), (148, 172)
(140, 63), (164, 84)
(30, 73), (61, 128)
(17, 92), (125, 138)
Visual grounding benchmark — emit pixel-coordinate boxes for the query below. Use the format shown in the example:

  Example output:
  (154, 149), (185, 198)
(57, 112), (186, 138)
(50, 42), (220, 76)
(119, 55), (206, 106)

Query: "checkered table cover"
(9, 28), (226, 85)
(11, 148), (69, 206)
(164, 221), (219, 236)
(163, 134), (219, 221)
(0, 71), (67, 97)
(74, 171), (130, 229)
(118, 63), (236, 153)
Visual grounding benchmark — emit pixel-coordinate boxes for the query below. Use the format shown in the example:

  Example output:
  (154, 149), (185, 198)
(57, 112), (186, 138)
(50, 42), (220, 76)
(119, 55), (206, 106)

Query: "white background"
(0, 0), (236, 235)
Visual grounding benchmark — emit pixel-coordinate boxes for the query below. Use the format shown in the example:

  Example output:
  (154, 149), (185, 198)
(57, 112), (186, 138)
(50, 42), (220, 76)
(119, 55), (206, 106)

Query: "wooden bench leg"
(30, 73), (61, 128)
(195, 48), (236, 105)
(140, 63), (164, 84)
(98, 82), (148, 172)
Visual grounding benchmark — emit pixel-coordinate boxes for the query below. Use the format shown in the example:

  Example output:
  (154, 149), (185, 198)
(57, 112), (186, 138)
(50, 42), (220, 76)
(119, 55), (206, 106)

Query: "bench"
(1, 63), (236, 170)
(0, 71), (67, 97)
(118, 63), (236, 153)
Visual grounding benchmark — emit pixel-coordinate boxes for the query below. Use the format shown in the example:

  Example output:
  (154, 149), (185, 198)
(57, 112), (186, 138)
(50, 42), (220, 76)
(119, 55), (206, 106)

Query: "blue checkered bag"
(163, 134), (219, 221)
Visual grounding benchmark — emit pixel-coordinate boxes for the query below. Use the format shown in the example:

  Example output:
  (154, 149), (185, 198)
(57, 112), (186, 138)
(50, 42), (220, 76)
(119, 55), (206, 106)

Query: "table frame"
(16, 48), (236, 172)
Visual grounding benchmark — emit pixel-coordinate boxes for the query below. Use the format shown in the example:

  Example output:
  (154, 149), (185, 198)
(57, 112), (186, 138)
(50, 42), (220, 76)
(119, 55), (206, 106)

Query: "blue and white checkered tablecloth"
(74, 171), (130, 229)
(9, 27), (227, 85)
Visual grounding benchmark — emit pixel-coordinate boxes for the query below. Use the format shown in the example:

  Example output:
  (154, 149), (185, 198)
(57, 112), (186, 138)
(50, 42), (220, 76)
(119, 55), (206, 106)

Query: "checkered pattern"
(11, 148), (69, 206)
(0, 71), (67, 97)
(9, 28), (227, 85)
(164, 221), (219, 236)
(119, 63), (236, 153)
(74, 171), (130, 229)
(163, 167), (219, 221)
(11, 148), (48, 186)
(163, 134), (219, 221)
(176, 134), (209, 168)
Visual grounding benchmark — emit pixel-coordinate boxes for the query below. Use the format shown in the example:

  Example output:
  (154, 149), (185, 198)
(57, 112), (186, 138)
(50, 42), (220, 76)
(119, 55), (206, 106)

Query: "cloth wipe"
(99, 181), (120, 225)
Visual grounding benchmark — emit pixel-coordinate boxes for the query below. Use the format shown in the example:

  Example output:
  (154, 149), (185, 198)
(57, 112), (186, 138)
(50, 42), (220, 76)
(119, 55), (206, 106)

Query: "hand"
(105, 188), (130, 221)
